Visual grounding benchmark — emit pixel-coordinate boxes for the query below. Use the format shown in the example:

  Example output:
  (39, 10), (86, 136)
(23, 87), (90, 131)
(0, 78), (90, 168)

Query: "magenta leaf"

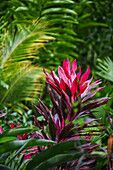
(0, 112), (7, 118)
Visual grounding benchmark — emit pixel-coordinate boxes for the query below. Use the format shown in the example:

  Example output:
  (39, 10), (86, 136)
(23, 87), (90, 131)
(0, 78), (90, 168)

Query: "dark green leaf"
(0, 139), (55, 154)
(6, 138), (32, 164)
(78, 22), (108, 28)
(26, 139), (88, 170)
(34, 152), (80, 170)
(0, 164), (13, 170)
(0, 127), (36, 138)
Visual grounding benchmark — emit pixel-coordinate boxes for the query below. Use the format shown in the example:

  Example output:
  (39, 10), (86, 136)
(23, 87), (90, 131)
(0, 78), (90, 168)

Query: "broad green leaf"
(0, 127), (37, 138)
(0, 138), (55, 154)
(0, 137), (17, 143)
(6, 138), (32, 164)
(26, 139), (88, 170)
(34, 152), (80, 170)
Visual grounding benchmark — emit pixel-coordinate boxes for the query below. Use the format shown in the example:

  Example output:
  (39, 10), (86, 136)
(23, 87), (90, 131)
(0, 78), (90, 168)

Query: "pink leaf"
(82, 86), (105, 102)
(80, 66), (90, 85)
(11, 122), (15, 129)
(46, 77), (61, 95)
(71, 59), (77, 73)
(76, 67), (81, 80)
(17, 122), (20, 127)
(51, 70), (60, 86)
(63, 59), (71, 79)
(60, 78), (66, 91)
(0, 112), (7, 118)
(0, 126), (4, 134)
(71, 77), (78, 97)
(58, 66), (69, 87)
(43, 68), (53, 80)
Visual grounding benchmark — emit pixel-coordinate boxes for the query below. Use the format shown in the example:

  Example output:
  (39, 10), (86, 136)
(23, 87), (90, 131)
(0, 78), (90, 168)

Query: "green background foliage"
(0, 0), (113, 169)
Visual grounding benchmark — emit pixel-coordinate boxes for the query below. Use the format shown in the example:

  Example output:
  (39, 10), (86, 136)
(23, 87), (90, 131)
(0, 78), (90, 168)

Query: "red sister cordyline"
(35, 59), (109, 143)
(33, 59), (110, 169)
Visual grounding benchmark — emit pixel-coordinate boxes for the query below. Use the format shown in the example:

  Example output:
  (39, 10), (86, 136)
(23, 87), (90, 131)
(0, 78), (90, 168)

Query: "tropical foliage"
(0, 59), (110, 169)
(0, 0), (112, 169)
(0, 21), (54, 111)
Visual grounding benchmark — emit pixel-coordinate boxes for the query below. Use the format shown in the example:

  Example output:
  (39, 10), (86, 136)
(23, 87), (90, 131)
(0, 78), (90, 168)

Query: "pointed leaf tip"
(72, 59), (77, 72)
(11, 122), (15, 129)
(80, 66), (90, 85)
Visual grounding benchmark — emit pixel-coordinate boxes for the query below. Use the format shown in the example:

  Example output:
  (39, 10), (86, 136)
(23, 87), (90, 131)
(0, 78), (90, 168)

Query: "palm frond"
(97, 57), (113, 82)
(0, 65), (45, 104)
(0, 20), (54, 106)
(1, 21), (54, 81)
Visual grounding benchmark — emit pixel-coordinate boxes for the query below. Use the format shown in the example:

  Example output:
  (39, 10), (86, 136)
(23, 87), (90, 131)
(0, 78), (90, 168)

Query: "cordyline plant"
(26, 59), (110, 170)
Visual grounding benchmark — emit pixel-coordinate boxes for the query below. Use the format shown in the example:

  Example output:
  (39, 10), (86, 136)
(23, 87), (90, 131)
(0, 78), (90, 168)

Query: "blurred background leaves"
(0, 0), (113, 169)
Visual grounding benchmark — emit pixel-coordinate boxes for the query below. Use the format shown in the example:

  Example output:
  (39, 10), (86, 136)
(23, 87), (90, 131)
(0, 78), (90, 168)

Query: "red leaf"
(80, 66), (90, 85)
(63, 58), (71, 79)
(58, 66), (69, 87)
(71, 59), (77, 73)
(51, 70), (60, 86)
(11, 122), (15, 129)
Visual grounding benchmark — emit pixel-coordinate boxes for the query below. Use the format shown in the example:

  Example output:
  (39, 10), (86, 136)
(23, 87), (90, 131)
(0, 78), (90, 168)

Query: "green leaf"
(0, 164), (13, 170)
(91, 151), (106, 157)
(0, 127), (36, 138)
(0, 138), (55, 154)
(34, 152), (80, 170)
(42, 8), (77, 16)
(26, 139), (88, 170)
(47, 28), (77, 36)
(15, 7), (28, 12)
(6, 138), (32, 164)
(0, 137), (17, 144)
(78, 22), (108, 28)
(45, 0), (75, 7)
(48, 19), (78, 24)
(37, 116), (44, 121)
(97, 57), (113, 82)
(0, 81), (9, 89)
(41, 14), (76, 20)
(0, 21), (54, 107)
